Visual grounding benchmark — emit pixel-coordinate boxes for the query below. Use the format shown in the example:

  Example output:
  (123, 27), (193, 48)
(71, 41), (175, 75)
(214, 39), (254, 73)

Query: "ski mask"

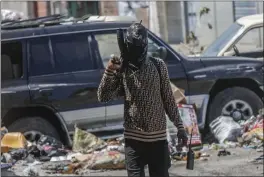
(125, 22), (148, 67)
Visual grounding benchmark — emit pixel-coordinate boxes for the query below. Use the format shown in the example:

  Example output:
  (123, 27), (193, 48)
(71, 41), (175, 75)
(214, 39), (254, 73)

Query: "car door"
(91, 29), (189, 129)
(28, 34), (106, 133)
(90, 30), (123, 130)
(1, 40), (30, 119)
(148, 32), (189, 92)
(67, 33), (106, 132)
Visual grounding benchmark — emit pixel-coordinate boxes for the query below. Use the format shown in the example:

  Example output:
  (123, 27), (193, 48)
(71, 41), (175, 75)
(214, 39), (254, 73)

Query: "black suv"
(1, 15), (263, 146)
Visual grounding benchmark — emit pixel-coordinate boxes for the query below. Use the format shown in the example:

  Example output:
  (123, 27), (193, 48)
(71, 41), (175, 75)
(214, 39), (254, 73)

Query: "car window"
(94, 33), (120, 67)
(1, 41), (24, 80)
(51, 34), (93, 73)
(94, 32), (166, 68)
(234, 26), (263, 52)
(29, 37), (55, 76)
(202, 22), (243, 56)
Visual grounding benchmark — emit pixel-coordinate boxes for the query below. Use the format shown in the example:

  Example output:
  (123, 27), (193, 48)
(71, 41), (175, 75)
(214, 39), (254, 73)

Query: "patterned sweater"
(97, 57), (184, 142)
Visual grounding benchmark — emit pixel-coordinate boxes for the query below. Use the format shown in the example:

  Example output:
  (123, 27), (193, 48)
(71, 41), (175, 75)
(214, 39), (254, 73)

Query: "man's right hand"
(107, 55), (122, 71)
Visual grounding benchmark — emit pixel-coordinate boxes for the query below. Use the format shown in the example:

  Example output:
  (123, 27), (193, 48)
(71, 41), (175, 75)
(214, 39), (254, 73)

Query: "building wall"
(192, 2), (234, 47)
(156, 1), (168, 42)
(135, 8), (149, 28)
(100, 1), (118, 16)
(166, 1), (184, 44)
(36, 2), (48, 17)
(192, 1), (263, 48)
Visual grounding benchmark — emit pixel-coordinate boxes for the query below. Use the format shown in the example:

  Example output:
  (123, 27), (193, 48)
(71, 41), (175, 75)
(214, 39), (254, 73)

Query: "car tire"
(207, 87), (263, 124)
(8, 117), (60, 142)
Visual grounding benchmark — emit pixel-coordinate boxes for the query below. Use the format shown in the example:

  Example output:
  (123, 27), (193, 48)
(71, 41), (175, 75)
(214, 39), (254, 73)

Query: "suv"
(1, 15), (263, 146)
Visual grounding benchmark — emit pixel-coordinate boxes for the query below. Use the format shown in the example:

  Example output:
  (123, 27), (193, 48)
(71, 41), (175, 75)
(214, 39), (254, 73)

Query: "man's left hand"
(177, 129), (188, 147)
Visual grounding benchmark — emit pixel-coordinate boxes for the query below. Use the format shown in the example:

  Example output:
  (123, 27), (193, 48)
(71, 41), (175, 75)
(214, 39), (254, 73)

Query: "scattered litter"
(1, 107), (263, 175)
(1, 153), (13, 163)
(210, 116), (242, 143)
(200, 157), (208, 161)
(37, 135), (63, 149)
(9, 148), (28, 161)
(200, 152), (210, 157)
(217, 149), (231, 157)
(72, 126), (107, 154)
(1, 132), (27, 149)
(89, 151), (126, 170)
(250, 155), (264, 164)
(1, 163), (13, 169)
(23, 166), (39, 176)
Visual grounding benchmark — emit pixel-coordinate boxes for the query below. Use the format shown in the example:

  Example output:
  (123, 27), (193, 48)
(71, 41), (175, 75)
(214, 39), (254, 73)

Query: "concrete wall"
(192, 1), (263, 48)
(193, 2), (234, 47)
(166, 1), (184, 44)
(156, 1), (168, 42)
(100, 1), (118, 16)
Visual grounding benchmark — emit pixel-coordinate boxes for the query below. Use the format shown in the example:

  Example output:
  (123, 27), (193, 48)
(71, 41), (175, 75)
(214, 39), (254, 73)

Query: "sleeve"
(97, 68), (124, 103)
(159, 60), (185, 130)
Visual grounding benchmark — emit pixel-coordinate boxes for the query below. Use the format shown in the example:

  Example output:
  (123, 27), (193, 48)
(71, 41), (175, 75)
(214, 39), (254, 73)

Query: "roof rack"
(1, 14), (67, 30)
(1, 15), (137, 30)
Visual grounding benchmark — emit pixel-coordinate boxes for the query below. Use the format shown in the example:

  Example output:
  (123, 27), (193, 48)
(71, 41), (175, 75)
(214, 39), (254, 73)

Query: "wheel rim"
(222, 99), (253, 121)
(24, 131), (43, 143)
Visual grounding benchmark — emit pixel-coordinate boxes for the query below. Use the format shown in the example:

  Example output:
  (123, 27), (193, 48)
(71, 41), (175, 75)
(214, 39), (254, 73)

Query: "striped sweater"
(97, 57), (184, 142)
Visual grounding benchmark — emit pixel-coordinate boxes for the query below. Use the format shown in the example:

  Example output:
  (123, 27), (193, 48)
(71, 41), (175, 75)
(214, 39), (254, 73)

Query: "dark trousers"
(125, 139), (171, 177)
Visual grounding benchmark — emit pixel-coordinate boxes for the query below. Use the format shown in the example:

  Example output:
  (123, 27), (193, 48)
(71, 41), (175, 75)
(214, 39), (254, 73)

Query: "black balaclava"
(125, 22), (148, 67)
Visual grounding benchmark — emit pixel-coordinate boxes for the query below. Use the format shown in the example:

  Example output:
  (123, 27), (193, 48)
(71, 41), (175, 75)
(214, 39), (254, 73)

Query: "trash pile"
(209, 108), (263, 150)
(1, 107), (263, 175)
(207, 108), (264, 163)
(167, 105), (264, 164)
(1, 126), (126, 175)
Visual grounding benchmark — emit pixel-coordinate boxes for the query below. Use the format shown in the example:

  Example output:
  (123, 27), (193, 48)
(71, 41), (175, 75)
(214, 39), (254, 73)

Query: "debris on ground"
(210, 116), (242, 143)
(1, 108), (263, 175)
(217, 149), (231, 157)
(72, 126), (107, 154)
(1, 132), (28, 152)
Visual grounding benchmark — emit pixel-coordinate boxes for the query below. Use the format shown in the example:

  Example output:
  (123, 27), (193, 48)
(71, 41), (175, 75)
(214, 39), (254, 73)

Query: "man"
(97, 23), (188, 177)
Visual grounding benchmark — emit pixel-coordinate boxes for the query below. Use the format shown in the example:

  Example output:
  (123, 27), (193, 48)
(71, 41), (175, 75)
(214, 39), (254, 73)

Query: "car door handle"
(39, 88), (53, 96)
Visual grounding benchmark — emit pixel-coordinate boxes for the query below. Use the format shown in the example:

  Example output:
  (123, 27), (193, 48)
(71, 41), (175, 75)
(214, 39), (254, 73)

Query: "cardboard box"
(170, 82), (187, 104)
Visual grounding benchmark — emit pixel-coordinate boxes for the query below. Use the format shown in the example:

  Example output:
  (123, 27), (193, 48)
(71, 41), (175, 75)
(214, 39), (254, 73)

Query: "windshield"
(202, 22), (243, 56)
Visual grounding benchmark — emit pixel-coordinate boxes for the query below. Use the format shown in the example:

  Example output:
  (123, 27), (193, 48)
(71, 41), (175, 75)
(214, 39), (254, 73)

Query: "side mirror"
(223, 50), (235, 57)
(158, 46), (168, 60)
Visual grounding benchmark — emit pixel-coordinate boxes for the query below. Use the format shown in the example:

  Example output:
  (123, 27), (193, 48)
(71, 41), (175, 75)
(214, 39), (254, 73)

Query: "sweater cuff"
(176, 122), (185, 130)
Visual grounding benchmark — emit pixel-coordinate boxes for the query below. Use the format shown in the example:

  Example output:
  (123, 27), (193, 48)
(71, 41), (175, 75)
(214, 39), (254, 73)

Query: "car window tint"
(29, 37), (55, 76)
(51, 33), (93, 73)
